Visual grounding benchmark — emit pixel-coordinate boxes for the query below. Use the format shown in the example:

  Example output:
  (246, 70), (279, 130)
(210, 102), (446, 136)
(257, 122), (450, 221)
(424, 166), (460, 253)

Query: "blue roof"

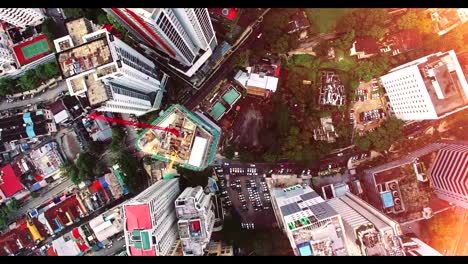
(381, 191), (395, 208)
(26, 124), (36, 138)
(23, 112), (32, 124)
(298, 243), (312, 256)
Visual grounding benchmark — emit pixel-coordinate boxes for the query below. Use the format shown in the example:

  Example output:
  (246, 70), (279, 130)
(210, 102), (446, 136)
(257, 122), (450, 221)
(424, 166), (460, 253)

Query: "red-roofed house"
(350, 37), (381, 59)
(42, 195), (87, 234)
(0, 164), (27, 203)
(387, 29), (423, 56)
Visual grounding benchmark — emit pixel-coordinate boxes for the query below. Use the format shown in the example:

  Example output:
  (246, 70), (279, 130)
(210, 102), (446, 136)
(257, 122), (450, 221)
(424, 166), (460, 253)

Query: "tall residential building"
(267, 177), (348, 256)
(122, 178), (180, 256)
(104, 8), (217, 77)
(0, 8), (45, 28)
(175, 186), (215, 256)
(56, 18), (169, 116)
(427, 142), (468, 209)
(136, 104), (221, 171)
(326, 192), (405, 256)
(380, 50), (468, 120)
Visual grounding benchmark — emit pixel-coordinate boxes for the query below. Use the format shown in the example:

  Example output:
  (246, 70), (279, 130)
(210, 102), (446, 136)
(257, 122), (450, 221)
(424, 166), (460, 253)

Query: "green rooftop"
(222, 88), (241, 106)
(209, 102), (227, 121)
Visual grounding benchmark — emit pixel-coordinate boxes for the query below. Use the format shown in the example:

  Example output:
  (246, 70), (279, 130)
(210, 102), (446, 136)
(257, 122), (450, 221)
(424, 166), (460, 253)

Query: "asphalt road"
(9, 177), (74, 221)
(92, 239), (126, 256)
(0, 80), (68, 111)
(183, 25), (261, 110)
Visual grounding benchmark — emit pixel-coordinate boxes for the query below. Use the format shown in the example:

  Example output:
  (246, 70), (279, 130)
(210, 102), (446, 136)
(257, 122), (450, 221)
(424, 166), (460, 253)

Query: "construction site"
(136, 105), (221, 171)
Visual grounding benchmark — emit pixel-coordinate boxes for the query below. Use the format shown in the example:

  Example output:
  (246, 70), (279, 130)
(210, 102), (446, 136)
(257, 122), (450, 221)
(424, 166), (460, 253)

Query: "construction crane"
(166, 151), (179, 172)
(87, 112), (180, 137)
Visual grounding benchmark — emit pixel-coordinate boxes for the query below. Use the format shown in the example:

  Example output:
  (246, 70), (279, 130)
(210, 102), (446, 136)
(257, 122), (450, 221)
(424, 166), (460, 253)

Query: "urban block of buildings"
(428, 8), (468, 36)
(380, 50), (468, 120)
(104, 8), (218, 79)
(313, 116), (339, 143)
(136, 104), (221, 171)
(55, 17), (169, 116)
(175, 186), (215, 256)
(234, 63), (280, 98)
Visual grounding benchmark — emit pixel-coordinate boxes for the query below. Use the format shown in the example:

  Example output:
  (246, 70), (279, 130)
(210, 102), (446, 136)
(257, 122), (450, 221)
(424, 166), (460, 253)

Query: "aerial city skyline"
(0, 8), (467, 256)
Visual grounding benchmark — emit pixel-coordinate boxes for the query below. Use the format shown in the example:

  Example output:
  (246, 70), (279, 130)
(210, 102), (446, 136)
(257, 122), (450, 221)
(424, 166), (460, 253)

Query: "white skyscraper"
(175, 186), (215, 256)
(56, 18), (169, 116)
(0, 8), (45, 28)
(104, 8), (217, 77)
(380, 50), (468, 120)
(122, 178), (180, 256)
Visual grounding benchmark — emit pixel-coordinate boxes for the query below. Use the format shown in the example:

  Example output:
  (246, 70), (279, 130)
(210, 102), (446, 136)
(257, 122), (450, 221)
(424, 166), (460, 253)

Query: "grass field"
(21, 39), (50, 60)
(305, 8), (355, 33)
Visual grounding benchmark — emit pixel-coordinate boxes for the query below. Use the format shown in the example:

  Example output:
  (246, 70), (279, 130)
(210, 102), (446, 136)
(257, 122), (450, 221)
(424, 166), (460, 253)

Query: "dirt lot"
(232, 97), (265, 148)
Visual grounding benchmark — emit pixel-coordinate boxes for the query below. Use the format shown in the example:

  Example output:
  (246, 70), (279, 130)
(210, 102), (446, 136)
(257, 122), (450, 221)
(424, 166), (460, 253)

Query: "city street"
(92, 239), (126, 256)
(0, 80), (68, 111)
(8, 177), (74, 221)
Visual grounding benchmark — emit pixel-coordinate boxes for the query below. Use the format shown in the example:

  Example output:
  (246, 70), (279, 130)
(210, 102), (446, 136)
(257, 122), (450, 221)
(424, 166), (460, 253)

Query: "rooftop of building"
(88, 206), (123, 242)
(57, 37), (113, 79)
(208, 8), (238, 21)
(387, 29), (422, 53)
(354, 37), (380, 54)
(428, 143), (468, 193)
(0, 111), (52, 143)
(0, 164), (24, 200)
(123, 203), (156, 256)
(136, 105), (220, 171)
(29, 141), (64, 178)
(43, 195), (85, 233)
(65, 17), (94, 46)
(12, 34), (52, 66)
(286, 11), (310, 33)
(429, 8), (466, 34)
(417, 51), (468, 116)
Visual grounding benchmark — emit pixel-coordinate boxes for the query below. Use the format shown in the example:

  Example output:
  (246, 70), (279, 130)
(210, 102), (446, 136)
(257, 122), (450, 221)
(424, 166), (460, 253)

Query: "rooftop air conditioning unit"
(394, 198), (401, 205)
(392, 191), (399, 197)
(389, 182), (397, 191)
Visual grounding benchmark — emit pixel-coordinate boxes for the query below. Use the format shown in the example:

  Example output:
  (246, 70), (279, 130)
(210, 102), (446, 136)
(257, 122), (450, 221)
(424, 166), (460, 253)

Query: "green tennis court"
(222, 89), (241, 105)
(210, 102), (227, 121)
(21, 39), (50, 60)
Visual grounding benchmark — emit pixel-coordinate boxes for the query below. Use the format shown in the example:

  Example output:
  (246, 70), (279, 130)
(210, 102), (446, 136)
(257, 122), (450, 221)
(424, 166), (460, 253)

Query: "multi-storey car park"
(136, 104), (221, 171)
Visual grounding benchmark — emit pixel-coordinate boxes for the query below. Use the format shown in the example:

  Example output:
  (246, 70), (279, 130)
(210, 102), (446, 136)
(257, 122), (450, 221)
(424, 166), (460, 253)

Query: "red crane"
(87, 112), (180, 137)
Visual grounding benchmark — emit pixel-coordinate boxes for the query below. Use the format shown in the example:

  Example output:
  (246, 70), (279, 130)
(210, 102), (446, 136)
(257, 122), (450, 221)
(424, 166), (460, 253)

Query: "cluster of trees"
(396, 10), (433, 34)
(0, 199), (21, 229)
(355, 117), (405, 152)
(115, 150), (140, 193)
(60, 151), (102, 185)
(0, 61), (59, 96)
(110, 127), (126, 153)
(337, 9), (390, 40)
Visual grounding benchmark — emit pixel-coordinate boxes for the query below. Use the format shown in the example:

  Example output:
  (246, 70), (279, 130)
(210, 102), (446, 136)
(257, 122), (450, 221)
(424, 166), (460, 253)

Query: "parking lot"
(216, 165), (278, 230)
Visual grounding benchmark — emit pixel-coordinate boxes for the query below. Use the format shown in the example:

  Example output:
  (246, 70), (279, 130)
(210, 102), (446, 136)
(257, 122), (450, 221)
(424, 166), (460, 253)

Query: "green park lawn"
(305, 8), (355, 33)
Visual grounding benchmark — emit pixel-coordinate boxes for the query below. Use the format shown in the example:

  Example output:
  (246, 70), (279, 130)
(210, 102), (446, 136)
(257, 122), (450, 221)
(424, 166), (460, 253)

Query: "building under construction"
(136, 104), (221, 171)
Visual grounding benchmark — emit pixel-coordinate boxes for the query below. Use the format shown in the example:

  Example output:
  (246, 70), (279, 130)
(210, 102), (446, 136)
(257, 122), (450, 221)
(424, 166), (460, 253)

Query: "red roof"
(47, 246), (58, 256)
(72, 228), (81, 239)
(44, 196), (84, 230)
(208, 8), (238, 21)
(12, 34), (52, 66)
(390, 29), (422, 52)
(0, 164), (24, 199)
(355, 37), (380, 54)
(124, 204), (156, 256)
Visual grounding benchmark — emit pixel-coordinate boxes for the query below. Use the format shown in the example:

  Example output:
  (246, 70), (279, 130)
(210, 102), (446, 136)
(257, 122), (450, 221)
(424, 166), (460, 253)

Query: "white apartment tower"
(122, 178), (180, 256)
(175, 186), (215, 256)
(104, 8), (217, 77)
(380, 50), (468, 120)
(56, 20), (169, 116)
(326, 192), (405, 256)
(0, 8), (45, 28)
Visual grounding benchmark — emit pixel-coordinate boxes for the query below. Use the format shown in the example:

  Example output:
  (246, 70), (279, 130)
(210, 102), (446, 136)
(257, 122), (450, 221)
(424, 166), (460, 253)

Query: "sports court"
(13, 34), (52, 66)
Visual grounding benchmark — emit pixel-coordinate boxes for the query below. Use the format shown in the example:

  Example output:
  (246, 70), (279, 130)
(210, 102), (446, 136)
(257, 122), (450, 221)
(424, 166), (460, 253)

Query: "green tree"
(271, 35), (290, 54)
(116, 150), (139, 193)
(355, 136), (371, 151)
(110, 127), (126, 154)
(337, 9), (389, 39)
(44, 61), (59, 78)
(35, 64), (49, 81)
(76, 152), (98, 180)
(7, 199), (21, 212)
(19, 69), (38, 91)
(333, 30), (355, 50)
(396, 10), (433, 34)
(60, 163), (81, 185)
(143, 156), (153, 165)
(222, 145), (235, 160)
(96, 12), (110, 25)
(63, 8), (85, 19)
(0, 77), (17, 96)
(41, 18), (57, 51)
(233, 49), (251, 69)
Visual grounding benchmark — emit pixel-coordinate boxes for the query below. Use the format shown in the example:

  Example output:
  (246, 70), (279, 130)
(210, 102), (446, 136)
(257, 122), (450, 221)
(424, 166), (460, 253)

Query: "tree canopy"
(357, 117), (405, 152)
(396, 10), (433, 34)
(116, 150), (140, 193)
(337, 9), (389, 40)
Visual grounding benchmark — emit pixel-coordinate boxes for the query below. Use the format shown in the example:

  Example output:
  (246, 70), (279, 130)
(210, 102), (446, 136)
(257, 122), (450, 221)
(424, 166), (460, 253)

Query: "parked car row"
(241, 223), (255, 230)
(360, 108), (384, 123)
